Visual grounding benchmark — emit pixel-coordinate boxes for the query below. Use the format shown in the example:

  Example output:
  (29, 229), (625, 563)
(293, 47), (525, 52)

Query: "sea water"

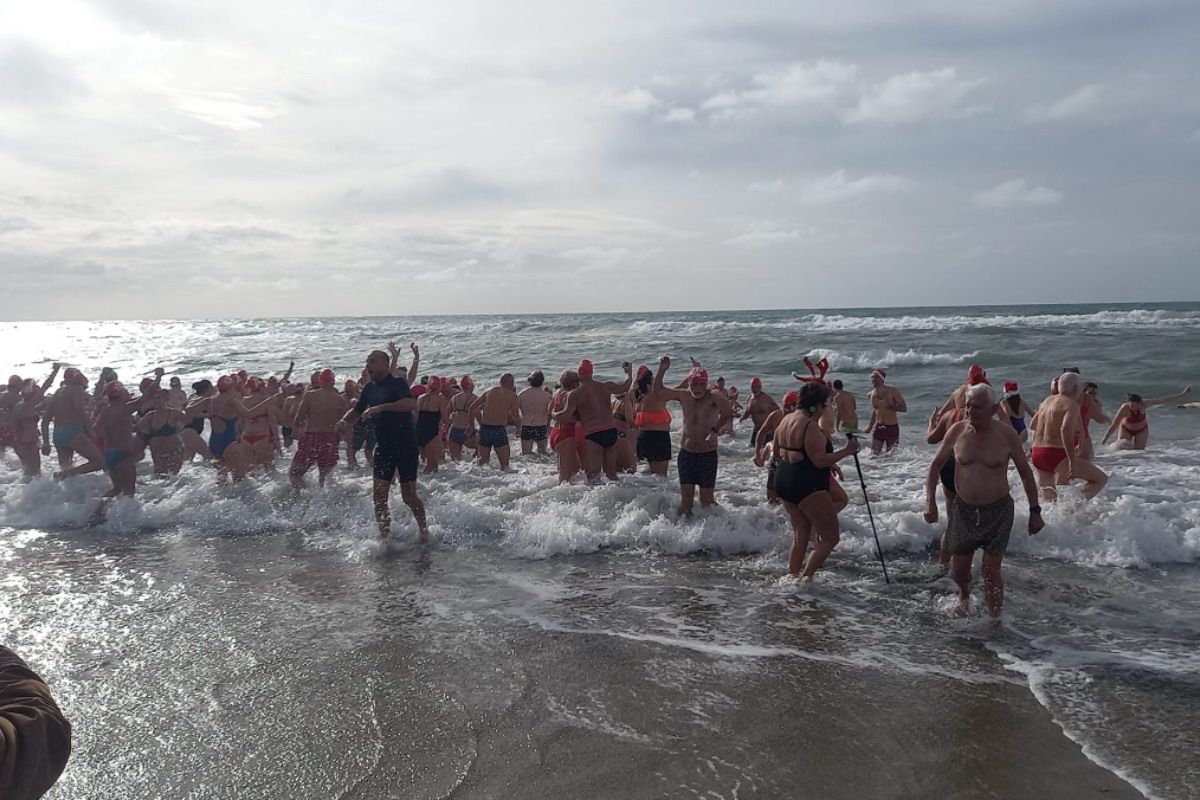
(1, 303), (1197, 798)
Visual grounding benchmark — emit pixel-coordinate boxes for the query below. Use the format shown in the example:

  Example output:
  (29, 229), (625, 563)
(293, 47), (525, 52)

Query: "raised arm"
(601, 361), (633, 395)
(38, 363), (62, 393)
(408, 343), (420, 382)
(388, 341), (401, 374)
(1144, 386), (1191, 407)
(281, 361), (295, 382)
(652, 356), (687, 402)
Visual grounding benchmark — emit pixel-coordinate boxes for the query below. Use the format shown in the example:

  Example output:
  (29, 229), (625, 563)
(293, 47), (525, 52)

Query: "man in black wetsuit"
(337, 349), (429, 542)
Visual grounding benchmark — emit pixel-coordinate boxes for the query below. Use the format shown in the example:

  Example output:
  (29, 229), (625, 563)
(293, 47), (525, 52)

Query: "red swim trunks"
(872, 423), (900, 444)
(1030, 446), (1068, 473)
(291, 432), (340, 474)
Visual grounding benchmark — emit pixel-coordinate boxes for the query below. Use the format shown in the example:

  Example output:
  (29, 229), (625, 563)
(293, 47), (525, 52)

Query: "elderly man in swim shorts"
(925, 383), (1044, 618)
(652, 356), (732, 515)
(866, 368), (907, 453)
(1030, 372), (1108, 501)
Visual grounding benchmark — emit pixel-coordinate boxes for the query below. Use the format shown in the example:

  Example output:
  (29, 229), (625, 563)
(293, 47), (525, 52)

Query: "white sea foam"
(3, 420), (1197, 570)
(627, 308), (1200, 337)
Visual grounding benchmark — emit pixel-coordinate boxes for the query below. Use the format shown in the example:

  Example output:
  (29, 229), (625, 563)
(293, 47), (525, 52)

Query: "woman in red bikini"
(632, 364), (673, 477)
(241, 377), (281, 470)
(550, 369), (583, 483)
(1102, 386), (1191, 450)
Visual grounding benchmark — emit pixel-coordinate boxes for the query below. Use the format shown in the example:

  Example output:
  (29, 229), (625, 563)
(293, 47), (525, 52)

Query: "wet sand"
(0, 528), (1144, 800)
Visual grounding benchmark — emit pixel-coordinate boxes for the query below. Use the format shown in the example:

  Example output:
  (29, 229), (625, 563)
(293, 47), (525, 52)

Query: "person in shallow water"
(739, 377), (779, 448)
(471, 374), (521, 470)
(650, 356), (732, 515)
(866, 368), (907, 454)
(552, 359), (633, 482)
(1030, 372), (1108, 501)
(517, 371), (552, 456)
(414, 376), (448, 473)
(925, 383), (1044, 618)
(338, 349), (428, 543)
(1101, 386), (1190, 450)
(753, 389), (799, 505)
(770, 382), (858, 581)
(290, 369), (349, 489)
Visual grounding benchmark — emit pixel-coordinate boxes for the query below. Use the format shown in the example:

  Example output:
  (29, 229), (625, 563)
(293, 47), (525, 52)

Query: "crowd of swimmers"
(0, 345), (1192, 618)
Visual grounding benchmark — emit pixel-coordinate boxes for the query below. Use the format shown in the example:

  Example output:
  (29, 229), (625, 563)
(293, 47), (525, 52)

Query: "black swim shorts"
(677, 449), (718, 489)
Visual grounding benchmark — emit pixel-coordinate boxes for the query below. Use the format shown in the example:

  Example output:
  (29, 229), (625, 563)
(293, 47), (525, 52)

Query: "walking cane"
(847, 433), (890, 584)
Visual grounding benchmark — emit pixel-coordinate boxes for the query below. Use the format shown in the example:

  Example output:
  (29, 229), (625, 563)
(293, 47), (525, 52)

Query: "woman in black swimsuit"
(138, 390), (189, 475)
(771, 383), (860, 580)
(415, 377), (448, 473)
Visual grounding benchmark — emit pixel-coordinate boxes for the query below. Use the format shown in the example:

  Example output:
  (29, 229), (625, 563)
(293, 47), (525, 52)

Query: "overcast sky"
(2, 1), (1199, 319)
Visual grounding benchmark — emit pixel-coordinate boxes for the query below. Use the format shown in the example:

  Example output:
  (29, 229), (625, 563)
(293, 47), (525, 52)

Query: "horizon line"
(2, 298), (1197, 324)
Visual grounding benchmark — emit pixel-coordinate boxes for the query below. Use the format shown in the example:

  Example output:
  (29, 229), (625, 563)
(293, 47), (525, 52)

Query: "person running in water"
(925, 383), (1044, 618)
(740, 378), (779, 447)
(1030, 372), (1108, 501)
(553, 359), (633, 482)
(138, 390), (190, 476)
(517, 371), (552, 455)
(651, 357), (731, 515)
(290, 369), (349, 489)
(338, 350), (428, 543)
(95, 382), (143, 497)
(771, 382), (859, 581)
(472, 374), (521, 469)
(44, 368), (105, 479)
(1102, 386), (1190, 450)
(866, 368), (906, 453)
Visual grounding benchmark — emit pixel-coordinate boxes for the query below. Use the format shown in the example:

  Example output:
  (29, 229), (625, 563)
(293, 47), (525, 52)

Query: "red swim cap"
(871, 368), (887, 381)
(217, 375), (234, 392)
(319, 369), (336, 386)
(783, 390), (800, 411)
(967, 364), (989, 386)
(1004, 381), (1019, 393)
(578, 359), (594, 379)
(750, 377), (762, 391)
(688, 366), (708, 384)
(461, 375), (475, 392)
(104, 380), (126, 400)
